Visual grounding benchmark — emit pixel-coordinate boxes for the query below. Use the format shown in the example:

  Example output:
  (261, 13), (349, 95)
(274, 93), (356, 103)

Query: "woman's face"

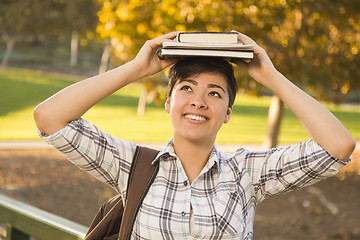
(165, 72), (232, 145)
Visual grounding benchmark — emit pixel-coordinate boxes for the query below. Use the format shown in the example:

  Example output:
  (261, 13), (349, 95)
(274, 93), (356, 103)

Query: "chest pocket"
(212, 191), (245, 236)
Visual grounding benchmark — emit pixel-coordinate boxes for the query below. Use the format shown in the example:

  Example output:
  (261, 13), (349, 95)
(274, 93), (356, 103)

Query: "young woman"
(34, 31), (355, 239)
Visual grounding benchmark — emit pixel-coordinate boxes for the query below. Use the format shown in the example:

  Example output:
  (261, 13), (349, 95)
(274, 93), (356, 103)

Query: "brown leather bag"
(85, 146), (159, 240)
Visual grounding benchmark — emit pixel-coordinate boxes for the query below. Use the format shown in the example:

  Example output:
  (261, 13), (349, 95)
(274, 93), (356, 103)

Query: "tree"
(247, 1), (360, 147)
(57, 0), (100, 67)
(0, 0), (54, 68)
(0, 0), (100, 69)
(96, 0), (360, 144)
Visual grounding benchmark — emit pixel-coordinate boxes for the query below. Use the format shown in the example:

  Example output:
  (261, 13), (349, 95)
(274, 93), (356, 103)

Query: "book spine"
(156, 48), (165, 60)
(175, 33), (181, 42)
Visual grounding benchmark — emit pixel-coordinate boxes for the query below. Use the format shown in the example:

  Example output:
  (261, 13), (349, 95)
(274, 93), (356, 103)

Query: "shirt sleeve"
(240, 139), (350, 202)
(38, 118), (137, 195)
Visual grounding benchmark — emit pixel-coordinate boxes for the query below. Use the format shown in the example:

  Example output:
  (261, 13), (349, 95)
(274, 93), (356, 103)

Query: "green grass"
(1, 68), (359, 144)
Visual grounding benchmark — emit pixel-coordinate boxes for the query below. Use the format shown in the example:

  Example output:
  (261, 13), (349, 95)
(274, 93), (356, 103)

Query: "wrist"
(121, 60), (147, 83)
(253, 65), (279, 87)
(264, 70), (294, 97)
(130, 57), (156, 80)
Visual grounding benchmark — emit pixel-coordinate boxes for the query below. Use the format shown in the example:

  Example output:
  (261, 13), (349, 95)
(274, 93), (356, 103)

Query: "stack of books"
(157, 32), (254, 60)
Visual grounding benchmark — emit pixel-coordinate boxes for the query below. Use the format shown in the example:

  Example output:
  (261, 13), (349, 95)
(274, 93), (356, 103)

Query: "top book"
(176, 32), (239, 44)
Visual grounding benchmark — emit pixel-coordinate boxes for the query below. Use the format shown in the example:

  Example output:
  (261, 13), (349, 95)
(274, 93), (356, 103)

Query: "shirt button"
(181, 211), (186, 216)
(183, 181), (188, 186)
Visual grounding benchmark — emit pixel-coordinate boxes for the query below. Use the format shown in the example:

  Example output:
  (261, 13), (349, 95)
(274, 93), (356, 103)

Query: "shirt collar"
(152, 138), (220, 171)
(202, 145), (220, 173)
(151, 139), (177, 165)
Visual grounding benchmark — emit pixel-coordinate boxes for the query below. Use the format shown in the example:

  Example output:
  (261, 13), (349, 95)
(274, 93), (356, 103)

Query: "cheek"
(166, 96), (183, 116)
(171, 93), (188, 107)
(214, 105), (230, 123)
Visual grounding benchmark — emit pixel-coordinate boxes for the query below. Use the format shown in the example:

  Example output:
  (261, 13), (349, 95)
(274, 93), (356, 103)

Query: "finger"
(231, 58), (249, 70)
(153, 31), (182, 45)
(162, 57), (179, 67)
(237, 33), (256, 45)
(231, 31), (256, 46)
(146, 31), (182, 51)
(162, 31), (182, 39)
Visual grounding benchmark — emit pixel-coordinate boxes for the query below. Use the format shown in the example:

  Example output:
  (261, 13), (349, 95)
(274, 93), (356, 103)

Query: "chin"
(182, 133), (216, 144)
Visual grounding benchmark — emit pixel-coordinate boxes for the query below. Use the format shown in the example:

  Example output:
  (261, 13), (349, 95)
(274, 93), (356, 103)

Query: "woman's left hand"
(231, 32), (277, 87)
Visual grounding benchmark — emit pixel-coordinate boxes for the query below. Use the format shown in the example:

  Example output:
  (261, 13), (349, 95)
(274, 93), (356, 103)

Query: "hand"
(231, 32), (277, 86)
(133, 32), (181, 78)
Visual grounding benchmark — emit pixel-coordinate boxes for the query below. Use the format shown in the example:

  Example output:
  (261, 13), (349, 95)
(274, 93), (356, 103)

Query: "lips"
(184, 114), (208, 122)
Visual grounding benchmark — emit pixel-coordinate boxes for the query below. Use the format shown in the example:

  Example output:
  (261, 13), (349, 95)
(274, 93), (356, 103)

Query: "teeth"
(185, 114), (206, 121)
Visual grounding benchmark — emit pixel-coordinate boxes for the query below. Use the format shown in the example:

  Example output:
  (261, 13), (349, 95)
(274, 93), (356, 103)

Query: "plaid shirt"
(40, 118), (348, 239)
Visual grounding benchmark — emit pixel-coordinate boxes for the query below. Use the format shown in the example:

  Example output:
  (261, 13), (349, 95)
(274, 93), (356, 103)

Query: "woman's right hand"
(34, 32), (181, 135)
(132, 31), (180, 78)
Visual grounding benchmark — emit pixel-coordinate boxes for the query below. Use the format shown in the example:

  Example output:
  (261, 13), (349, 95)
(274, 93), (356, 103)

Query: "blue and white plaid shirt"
(40, 118), (349, 239)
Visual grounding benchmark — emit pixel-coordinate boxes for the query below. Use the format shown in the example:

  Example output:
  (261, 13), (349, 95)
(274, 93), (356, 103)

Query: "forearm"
(34, 60), (144, 135)
(264, 70), (355, 161)
(235, 32), (355, 160)
(34, 32), (180, 136)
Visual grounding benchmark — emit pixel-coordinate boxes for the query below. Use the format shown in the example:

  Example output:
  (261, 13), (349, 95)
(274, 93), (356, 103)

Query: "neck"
(173, 136), (215, 183)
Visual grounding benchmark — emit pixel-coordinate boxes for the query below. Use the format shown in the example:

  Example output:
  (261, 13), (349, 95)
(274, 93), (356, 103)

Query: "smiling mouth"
(184, 114), (208, 121)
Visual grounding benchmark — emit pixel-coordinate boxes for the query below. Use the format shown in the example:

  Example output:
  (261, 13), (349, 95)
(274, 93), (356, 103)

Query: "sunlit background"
(0, 1), (359, 239)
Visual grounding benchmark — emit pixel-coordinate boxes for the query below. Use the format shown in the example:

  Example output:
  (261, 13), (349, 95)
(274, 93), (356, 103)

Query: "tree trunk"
(263, 95), (284, 149)
(1, 37), (15, 70)
(137, 86), (148, 116)
(99, 43), (112, 74)
(70, 31), (78, 67)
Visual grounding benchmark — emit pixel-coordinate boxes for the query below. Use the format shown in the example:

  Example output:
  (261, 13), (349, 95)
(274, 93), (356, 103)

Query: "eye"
(209, 91), (221, 98)
(180, 85), (192, 92)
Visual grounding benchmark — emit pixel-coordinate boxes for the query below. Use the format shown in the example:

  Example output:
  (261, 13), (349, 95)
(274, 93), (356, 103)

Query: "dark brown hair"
(167, 57), (238, 107)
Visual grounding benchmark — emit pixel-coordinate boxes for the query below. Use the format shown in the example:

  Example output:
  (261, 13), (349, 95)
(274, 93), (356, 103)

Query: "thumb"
(231, 58), (249, 70)
(161, 57), (179, 68)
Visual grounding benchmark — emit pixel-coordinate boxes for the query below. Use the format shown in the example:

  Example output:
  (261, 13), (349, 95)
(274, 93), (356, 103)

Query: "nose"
(190, 95), (207, 109)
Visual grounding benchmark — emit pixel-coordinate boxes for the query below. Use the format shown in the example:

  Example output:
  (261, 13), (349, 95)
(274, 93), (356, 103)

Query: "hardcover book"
(158, 31), (254, 60)
(158, 48), (254, 60)
(162, 41), (253, 51)
(176, 32), (239, 44)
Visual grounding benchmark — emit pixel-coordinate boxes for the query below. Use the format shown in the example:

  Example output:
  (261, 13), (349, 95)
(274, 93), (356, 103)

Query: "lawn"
(1, 68), (359, 144)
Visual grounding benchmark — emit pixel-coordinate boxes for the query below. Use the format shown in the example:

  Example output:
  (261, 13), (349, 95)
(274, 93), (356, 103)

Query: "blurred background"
(0, 0), (359, 239)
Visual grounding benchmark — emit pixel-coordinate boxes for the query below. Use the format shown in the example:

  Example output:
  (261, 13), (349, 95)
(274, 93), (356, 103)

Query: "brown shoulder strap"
(119, 146), (160, 240)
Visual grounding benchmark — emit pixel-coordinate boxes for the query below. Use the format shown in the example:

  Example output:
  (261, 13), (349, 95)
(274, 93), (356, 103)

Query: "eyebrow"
(179, 79), (226, 94)
(208, 83), (226, 94)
